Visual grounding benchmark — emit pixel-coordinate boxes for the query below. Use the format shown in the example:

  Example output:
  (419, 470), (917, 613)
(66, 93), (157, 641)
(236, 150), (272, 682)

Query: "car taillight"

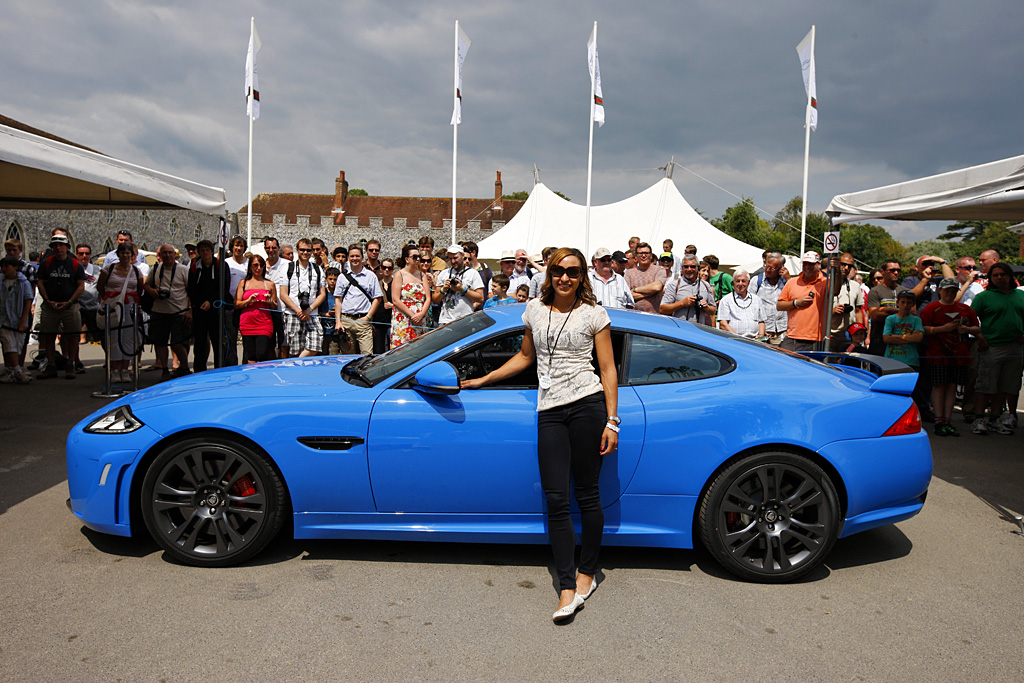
(882, 403), (921, 436)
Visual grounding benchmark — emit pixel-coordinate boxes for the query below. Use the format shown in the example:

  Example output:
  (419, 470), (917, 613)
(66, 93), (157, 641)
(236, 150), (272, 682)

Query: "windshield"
(343, 313), (495, 386)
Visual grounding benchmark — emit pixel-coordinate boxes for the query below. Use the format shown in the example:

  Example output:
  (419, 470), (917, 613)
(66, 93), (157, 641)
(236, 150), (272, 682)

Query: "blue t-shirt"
(483, 296), (515, 309)
(883, 313), (924, 366)
(320, 290), (337, 335)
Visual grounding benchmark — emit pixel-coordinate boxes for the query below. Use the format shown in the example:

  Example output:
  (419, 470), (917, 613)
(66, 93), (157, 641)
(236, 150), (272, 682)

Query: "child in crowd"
(321, 267), (343, 354)
(483, 274), (514, 308)
(883, 289), (927, 415)
(514, 284), (530, 303)
(1, 257), (34, 383)
(844, 322), (868, 354)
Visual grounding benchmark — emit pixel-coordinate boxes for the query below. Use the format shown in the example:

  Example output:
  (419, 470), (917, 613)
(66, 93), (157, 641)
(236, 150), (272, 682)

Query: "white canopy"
(0, 122), (226, 214)
(826, 154), (1024, 225)
(478, 178), (765, 267)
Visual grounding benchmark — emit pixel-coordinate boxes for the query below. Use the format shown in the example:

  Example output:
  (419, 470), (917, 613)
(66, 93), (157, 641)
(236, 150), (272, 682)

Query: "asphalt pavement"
(1, 343), (1021, 681)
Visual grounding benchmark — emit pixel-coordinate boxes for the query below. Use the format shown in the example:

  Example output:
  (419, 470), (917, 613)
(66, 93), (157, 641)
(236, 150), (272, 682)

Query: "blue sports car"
(67, 306), (932, 582)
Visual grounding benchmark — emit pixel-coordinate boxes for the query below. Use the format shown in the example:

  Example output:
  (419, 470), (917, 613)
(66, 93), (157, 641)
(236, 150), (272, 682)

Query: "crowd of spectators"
(2, 230), (1021, 437)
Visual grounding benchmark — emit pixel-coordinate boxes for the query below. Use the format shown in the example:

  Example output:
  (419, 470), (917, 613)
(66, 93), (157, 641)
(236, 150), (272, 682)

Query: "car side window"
(624, 334), (728, 384)
(448, 332), (539, 388)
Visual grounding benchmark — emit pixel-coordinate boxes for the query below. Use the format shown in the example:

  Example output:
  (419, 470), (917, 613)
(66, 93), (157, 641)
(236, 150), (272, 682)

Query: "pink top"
(239, 286), (274, 336)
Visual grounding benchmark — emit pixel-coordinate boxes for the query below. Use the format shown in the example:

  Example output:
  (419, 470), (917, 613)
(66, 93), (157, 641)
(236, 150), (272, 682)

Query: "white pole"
(799, 25), (815, 257)
(451, 20), (459, 247)
(246, 16), (255, 248)
(585, 21), (597, 261)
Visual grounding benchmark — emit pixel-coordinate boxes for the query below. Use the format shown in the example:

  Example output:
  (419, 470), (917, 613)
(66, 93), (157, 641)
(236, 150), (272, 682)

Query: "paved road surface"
(1, 345), (1021, 680)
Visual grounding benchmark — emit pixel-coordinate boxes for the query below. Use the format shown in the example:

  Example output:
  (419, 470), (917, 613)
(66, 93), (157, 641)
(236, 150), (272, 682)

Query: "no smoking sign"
(823, 231), (840, 254)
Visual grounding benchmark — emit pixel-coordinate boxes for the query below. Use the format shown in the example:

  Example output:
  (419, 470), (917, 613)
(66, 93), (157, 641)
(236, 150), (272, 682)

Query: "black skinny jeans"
(537, 391), (606, 592)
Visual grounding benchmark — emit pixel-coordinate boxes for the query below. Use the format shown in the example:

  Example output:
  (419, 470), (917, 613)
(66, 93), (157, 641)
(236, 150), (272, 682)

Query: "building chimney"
(333, 170), (349, 224)
(494, 170), (503, 212)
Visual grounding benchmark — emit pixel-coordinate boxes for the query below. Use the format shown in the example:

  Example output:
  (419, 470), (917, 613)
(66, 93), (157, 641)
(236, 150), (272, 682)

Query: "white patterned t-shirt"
(523, 298), (610, 412)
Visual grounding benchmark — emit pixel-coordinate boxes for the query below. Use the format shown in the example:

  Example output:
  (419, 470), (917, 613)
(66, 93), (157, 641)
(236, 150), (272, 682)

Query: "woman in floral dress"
(390, 244), (431, 348)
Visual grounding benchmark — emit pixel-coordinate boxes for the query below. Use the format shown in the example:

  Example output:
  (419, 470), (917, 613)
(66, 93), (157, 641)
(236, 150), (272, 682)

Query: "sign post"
(821, 231), (841, 352)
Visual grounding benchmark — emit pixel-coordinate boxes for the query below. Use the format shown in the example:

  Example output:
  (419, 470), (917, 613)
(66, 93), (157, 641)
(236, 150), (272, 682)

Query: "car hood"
(121, 356), (365, 410)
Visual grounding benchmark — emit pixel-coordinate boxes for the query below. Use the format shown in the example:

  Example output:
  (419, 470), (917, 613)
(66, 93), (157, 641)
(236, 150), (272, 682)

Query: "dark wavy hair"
(397, 243), (419, 269)
(988, 261), (1019, 287)
(539, 247), (597, 306)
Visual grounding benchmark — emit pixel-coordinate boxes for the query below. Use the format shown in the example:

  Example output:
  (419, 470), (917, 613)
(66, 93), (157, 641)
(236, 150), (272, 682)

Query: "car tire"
(140, 436), (287, 567)
(699, 451), (840, 583)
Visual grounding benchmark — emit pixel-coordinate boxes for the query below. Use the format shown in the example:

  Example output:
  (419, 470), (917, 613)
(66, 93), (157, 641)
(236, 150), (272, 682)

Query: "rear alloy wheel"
(141, 437), (286, 567)
(699, 452), (840, 583)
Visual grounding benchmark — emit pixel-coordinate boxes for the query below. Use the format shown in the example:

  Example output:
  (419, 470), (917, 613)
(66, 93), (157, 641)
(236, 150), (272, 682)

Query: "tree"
(841, 223), (910, 270)
(770, 197), (830, 255)
(348, 188), (368, 196)
(502, 191), (529, 201)
(936, 220), (993, 242)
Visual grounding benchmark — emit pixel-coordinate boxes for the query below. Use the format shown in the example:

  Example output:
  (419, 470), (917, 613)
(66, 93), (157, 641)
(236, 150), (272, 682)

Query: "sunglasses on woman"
(549, 265), (583, 279)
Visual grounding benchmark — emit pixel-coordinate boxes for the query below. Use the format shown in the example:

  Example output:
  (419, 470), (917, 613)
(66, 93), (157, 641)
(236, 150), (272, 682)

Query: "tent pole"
(585, 22), (597, 261)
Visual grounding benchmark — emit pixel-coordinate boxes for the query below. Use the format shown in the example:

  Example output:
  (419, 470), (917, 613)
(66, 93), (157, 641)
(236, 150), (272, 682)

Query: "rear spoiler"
(802, 351), (918, 397)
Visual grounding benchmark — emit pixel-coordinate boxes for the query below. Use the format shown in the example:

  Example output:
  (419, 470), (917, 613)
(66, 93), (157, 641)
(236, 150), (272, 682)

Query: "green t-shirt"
(710, 272), (733, 300)
(971, 287), (1024, 346)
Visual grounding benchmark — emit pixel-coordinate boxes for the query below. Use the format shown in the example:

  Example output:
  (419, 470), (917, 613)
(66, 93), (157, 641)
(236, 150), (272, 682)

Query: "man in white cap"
(589, 248), (634, 309)
(432, 244), (484, 325)
(508, 248), (536, 292)
(776, 251), (829, 353)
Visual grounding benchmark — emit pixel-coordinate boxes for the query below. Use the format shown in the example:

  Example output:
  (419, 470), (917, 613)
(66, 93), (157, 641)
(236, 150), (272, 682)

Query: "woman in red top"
(920, 277), (980, 436)
(234, 255), (278, 364)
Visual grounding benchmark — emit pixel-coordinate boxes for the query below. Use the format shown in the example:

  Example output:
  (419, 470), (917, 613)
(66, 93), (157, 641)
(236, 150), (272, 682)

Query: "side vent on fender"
(297, 437), (365, 451)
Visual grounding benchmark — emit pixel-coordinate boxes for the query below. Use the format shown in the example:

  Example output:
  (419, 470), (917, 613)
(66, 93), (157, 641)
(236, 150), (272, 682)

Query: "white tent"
(0, 122), (226, 214)
(825, 154), (1024, 225)
(478, 178), (765, 267)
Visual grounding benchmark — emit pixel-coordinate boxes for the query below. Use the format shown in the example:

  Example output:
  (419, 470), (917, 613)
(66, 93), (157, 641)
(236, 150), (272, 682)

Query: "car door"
(365, 329), (644, 514)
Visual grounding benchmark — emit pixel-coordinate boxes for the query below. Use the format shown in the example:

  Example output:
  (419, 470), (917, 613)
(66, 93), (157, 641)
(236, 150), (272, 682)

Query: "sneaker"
(998, 412), (1017, 430)
(37, 364), (58, 379)
(942, 423), (960, 437)
(933, 423), (948, 437)
(972, 418), (988, 435)
(75, 360), (85, 374)
(987, 419), (1013, 436)
(0, 369), (15, 384)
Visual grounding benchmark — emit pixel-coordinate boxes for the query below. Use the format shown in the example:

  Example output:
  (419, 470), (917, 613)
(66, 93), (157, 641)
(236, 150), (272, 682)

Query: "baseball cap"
(611, 250), (628, 263)
(801, 251), (821, 264)
(593, 247), (612, 260)
(49, 234), (70, 247)
(659, 252), (674, 261)
(847, 322), (867, 336)
(938, 277), (959, 289)
(499, 250), (516, 262)
(445, 244), (464, 254)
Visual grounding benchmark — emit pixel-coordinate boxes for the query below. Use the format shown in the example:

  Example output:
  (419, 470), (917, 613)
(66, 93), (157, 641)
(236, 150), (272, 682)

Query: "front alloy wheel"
(699, 452), (840, 583)
(141, 437), (286, 567)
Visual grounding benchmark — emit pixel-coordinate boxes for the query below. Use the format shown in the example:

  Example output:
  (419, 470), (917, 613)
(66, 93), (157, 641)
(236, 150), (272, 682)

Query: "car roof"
(482, 302), (688, 336)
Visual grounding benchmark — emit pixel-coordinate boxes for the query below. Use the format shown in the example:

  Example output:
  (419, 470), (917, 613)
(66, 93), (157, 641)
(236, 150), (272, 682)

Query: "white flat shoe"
(577, 576), (598, 600)
(552, 593), (584, 622)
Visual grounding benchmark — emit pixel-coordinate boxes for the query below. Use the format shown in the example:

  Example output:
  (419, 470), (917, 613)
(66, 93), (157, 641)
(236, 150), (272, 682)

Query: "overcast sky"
(3, 0), (1022, 243)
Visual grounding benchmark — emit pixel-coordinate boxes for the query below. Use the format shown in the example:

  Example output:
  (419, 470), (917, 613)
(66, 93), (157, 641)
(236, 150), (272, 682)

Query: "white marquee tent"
(478, 179), (765, 267)
(0, 122), (226, 214)
(825, 154), (1024, 225)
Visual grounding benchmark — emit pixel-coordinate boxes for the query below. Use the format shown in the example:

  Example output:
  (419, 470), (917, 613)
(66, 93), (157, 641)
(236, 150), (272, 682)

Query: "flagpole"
(246, 16), (256, 248)
(451, 20), (460, 247)
(585, 21), (597, 261)
(799, 24), (815, 257)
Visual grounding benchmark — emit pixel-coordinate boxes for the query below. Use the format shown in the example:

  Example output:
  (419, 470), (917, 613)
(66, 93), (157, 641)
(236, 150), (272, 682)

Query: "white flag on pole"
(796, 27), (817, 131)
(587, 24), (604, 127)
(450, 24), (471, 125)
(245, 23), (262, 120)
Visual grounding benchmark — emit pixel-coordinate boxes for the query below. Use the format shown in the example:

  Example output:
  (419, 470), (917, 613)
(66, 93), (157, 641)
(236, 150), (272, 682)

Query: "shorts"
(37, 302), (81, 335)
(928, 362), (967, 386)
(148, 311), (191, 346)
(780, 337), (817, 353)
(974, 344), (1024, 395)
(284, 312), (323, 353)
(1, 328), (26, 355)
(241, 334), (274, 363)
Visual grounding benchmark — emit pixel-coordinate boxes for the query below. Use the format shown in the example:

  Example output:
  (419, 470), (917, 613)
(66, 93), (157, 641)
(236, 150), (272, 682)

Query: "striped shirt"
(588, 270), (634, 309)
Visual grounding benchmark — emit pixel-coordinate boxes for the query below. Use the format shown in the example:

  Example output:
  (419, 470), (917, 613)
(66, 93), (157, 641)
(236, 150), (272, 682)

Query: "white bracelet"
(605, 423), (620, 433)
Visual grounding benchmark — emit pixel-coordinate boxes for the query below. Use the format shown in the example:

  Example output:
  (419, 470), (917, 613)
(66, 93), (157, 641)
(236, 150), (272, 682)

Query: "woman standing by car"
(234, 254), (278, 363)
(390, 245), (430, 348)
(461, 247), (618, 622)
(96, 241), (143, 383)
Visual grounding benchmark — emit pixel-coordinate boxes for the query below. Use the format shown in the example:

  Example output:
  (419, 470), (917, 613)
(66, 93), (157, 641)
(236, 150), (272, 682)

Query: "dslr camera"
(298, 292), (310, 310)
(157, 288), (171, 300)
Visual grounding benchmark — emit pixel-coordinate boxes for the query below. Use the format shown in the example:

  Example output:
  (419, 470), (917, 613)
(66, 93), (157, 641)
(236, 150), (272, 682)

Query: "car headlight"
(84, 406), (144, 434)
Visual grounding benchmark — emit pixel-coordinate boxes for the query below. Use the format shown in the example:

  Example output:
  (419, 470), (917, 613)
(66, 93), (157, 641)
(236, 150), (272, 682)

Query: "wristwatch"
(606, 416), (621, 425)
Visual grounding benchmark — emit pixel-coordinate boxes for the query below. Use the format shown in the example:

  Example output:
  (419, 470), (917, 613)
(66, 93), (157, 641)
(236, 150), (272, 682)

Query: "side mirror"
(412, 361), (461, 395)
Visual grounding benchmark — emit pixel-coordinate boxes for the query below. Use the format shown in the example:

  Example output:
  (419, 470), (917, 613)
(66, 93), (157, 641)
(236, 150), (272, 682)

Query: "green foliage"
(769, 197), (831, 255)
(553, 190), (572, 202)
(502, 191), (529, 201)
(347, 188), (368, 196)
(935, 221), (1021, 263)
(936, 220), (991, 242)
(841, 223), (909, 270)
(907, 239), (956, 265)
